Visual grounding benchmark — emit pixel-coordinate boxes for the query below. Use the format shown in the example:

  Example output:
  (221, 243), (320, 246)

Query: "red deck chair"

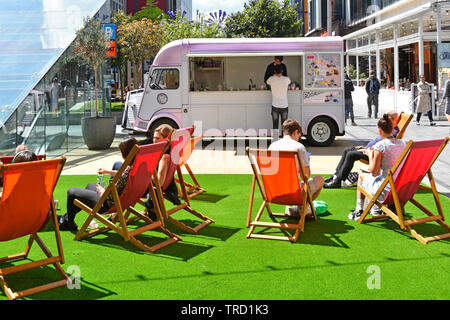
(160, 127), (214, 234)
(246, 148), (317, 242)
(174, 135), (206, 199)
(357, 138), (450, 244)
(73, 139), (181, 253)
(0, 157), (69, 300)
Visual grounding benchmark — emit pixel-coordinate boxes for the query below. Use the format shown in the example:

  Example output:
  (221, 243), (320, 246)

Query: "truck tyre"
(147, 118), (179, 141)
(306, 116), (336, 147)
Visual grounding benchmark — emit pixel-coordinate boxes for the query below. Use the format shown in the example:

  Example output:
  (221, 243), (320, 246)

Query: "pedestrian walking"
(415, 75), (435, 126)
(365, 70), (380, 118)
(438, 71), (450, 133)
(344, 72), (357, 126)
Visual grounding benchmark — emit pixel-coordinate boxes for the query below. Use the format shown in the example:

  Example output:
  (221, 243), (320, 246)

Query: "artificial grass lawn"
(1, 174), (449, 300)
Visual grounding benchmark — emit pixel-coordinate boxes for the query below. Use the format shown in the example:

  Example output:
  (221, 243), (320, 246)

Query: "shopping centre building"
(306, 0), (450, 118)
(0, 0), (122, 157)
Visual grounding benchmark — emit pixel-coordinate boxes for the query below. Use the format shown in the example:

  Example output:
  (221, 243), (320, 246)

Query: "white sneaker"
(370, 207), (383, 216)
(343, 179), (357, 187)
(284, 205), (312, 216)
(87, 220), (99, 230)
(285, 205), (299, 216)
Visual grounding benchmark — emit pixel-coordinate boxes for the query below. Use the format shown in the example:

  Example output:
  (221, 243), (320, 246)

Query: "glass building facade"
(0, 0), (113, 157)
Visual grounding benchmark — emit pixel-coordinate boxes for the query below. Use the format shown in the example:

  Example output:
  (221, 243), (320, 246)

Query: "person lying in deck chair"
(348, 114), (406, 221)
(142, 124), (181, 219)
(268, 118), (324, 216)
(58, 136), (139, 231)
(324, 110), (400, 189)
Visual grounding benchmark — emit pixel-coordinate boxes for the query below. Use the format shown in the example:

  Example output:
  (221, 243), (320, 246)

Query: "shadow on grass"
(0, 263), (116, 300)
(250, 210), (354, 248)
(73, 230), (215, 261)
(167, 220), (241, 241)
(188, 193), (229, 203)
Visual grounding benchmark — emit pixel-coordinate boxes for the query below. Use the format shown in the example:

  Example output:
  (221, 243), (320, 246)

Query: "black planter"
(81, 116), (116, 150)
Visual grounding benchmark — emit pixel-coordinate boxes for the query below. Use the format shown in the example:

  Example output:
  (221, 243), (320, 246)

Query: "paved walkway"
(62, 100), (450, 197)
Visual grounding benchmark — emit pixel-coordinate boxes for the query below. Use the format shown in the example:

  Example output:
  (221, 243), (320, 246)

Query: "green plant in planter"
(73, 17), (116, 150)
(73, 17), (110, 117)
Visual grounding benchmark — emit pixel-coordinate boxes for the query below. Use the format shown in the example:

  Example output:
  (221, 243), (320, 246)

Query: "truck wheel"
(306, 116), (336, 147)
(147, 118), (179, 142)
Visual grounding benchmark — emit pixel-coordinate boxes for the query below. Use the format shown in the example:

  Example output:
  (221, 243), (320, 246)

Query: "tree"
(117, 18), (164, 88)
(224, 0), (302, 38)
(73, 17), (110, 117)
(133, 0), (164, 21)
(161, 10), (225, 47)
(112, 10), (132, 101)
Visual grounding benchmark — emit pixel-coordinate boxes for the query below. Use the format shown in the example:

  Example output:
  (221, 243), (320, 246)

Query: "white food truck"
(123, 37), (345, 146)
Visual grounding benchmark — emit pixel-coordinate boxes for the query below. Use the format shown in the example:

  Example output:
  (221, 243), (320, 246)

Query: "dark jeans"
(271, 106), (288, 130)
(367, 93), (379, 117)
(64, 183), (107, 223)
(345, 98), (355, 122)
(334, 147), (369, 181)
(416, 110), (433, 122)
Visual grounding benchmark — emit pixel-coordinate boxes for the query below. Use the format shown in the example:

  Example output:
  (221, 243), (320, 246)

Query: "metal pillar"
(394, 24), (399, 109)
(418, 16), (424, 76)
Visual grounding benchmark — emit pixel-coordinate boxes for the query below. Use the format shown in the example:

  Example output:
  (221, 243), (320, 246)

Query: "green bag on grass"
(313, 200), (328, 215)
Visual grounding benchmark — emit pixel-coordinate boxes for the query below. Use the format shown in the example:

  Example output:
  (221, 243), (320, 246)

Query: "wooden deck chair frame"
(360, 112), (413, 165)
(160, 127), (214, 234)
(174, 135), (206, 199)
(73, 138), (181, 253)
(246, 148), (317, 243)
(0, 157), (70, 300)
(356, 138), (450, 244)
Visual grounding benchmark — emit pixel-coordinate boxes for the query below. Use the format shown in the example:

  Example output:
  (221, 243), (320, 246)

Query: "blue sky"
(192, 0), (246, 15)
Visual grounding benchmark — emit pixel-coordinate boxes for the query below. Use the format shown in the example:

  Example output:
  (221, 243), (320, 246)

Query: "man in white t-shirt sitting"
(268, 119), (325, 215)
(266, 64), (291, 135)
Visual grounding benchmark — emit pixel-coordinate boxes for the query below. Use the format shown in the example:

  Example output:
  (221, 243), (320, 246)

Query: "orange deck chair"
(73, 139), (181, 253)
(357, 138), (450, 244)
(246, 148), (317, 242)
(174, 134), (206, 199)
(0, 157), (70, 300)
(159, 127), (214, 234)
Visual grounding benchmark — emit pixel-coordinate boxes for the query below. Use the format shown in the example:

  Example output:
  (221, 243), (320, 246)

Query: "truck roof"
(153, 37), (344, 67)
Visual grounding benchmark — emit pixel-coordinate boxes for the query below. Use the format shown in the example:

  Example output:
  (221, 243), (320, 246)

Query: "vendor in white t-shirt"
(266, 64), (291, 133)
(269, 119), (325, 215)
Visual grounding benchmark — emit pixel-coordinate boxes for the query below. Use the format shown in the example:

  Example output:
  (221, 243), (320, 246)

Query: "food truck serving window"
(150, 69), (179, 90)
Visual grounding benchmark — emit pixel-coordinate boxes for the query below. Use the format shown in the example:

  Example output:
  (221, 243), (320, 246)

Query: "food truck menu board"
(303, 91), (343, 104)
(305, 54), (341, 89)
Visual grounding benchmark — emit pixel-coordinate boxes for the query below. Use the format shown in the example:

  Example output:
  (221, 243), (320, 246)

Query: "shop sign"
(437, 43), (450, 68)
(102, 24), (116, 58)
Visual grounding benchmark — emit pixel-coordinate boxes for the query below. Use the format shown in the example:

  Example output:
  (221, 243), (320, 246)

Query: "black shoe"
(57, 214), (78, 231)
(324, 175), (335, 183)
(324, 177), (341, 188)
(348, 209), (363, 220)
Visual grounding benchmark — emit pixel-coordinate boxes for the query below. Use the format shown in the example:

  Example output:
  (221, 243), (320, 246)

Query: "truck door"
(138, 67), (181, 121)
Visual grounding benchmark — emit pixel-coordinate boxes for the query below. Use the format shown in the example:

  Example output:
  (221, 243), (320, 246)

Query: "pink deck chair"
(160, 127), (214, 234)
(73, 140), (181, 253)
(357, 138), (450, 244)
(246, 148), (317, 242)
(0, 157), (70, 300)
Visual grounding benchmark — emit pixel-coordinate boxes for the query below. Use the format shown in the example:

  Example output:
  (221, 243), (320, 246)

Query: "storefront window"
(380, 48), (395, 89)
(380, 27), (394, 41)
(347, 39), (357, 49)
(370, 33), (377, 44)
(400, 20), (418, 37)
(423, 17), (436, 32)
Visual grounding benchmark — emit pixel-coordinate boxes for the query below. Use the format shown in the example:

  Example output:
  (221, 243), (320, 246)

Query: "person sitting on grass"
(58, 136), (139, 231)
(348, 114), (406, 220)
(324, 110), (400, 189)
(268, 118), (324, 216)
